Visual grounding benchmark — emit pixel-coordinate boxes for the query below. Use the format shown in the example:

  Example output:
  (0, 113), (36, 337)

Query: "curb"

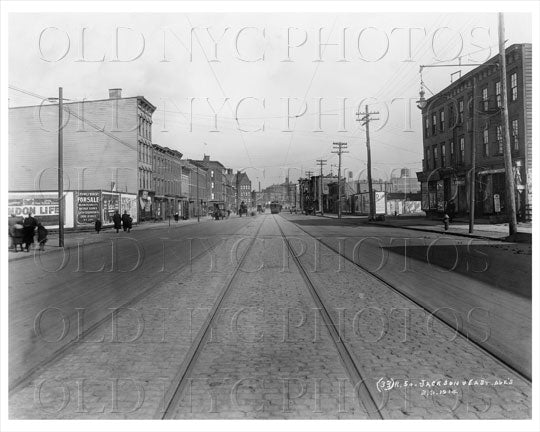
(316, 214), (530, 243)
(8, 219), (213, 262)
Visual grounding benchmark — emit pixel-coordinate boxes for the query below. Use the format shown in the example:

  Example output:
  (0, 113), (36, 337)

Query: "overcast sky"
(8, 12), (532, 188)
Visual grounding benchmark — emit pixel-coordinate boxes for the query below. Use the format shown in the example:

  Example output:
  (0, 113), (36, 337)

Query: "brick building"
(416, 43), (532, 221)
(189, 155), (226, 204)
(235, 172), (252, 209)
(152, 144), (184, 220)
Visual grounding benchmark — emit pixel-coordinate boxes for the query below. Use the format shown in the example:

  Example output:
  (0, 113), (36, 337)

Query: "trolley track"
(9, 221), (254, 395)
(157, 216), (267, 419)
(280, 215), (531, 384)
(273, 215), (384, 419)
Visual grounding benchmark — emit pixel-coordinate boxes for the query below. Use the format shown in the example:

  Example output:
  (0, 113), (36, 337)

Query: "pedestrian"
(37, 223), (48, 251)
(112, 210), (122, 233)
(127, 214), (133, 233)
(95, 218), (102, 234)
(22, 213), (38, 252)
(8, 213), (23, 250)
(9, 213), (24, 252)
(121, 210), (130, 232)
(446, 199), (456, 223)
(174, 212), (179, 222)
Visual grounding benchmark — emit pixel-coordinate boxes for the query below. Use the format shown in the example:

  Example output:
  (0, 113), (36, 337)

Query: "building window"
(211, 182), (215, 189)
(440, 110), (445, 132)
(483, 127), (489, 156)
(495, 81), (501, 108)
(458, 100), (464, 124)
(424, 117), (429, 137)
(482, 87), (489, 111)
(510, 73), (517, 101)
(496, 125), (503, 154)
(432, 113), (437, 135)
(433, 146), (438, 168)
(441, 143), (446, 167)
(512, 119), (519, 150)
(450, 140), (454, 163)
(425, 148), (430, 170)
(459, 137), (465, 163)
(448, 104), (455, 127)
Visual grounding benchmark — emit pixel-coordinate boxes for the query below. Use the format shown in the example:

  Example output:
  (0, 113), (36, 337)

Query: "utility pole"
(196, 164), (200, 222)
(315, 159), (327, 215)
(332, 142), (348, 219)
(469, 75), (477, 233)
(58, 87), (64, 247)
(498, 12), (518, 236)
(357, 105), (379, 220)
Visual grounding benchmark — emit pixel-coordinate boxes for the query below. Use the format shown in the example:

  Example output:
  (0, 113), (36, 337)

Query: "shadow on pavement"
(384, 244), (532, 299)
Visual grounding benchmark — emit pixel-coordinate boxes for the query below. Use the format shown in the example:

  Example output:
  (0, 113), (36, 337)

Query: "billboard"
(8, 192), (74, 228)
(76, 191), (101, 226)
(120, 193), (138, 223)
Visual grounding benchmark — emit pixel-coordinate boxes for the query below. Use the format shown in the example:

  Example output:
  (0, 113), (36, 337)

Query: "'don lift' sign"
(8, 192), (74, 228)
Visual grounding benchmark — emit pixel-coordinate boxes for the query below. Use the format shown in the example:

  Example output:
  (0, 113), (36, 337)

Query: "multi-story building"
(224, 169), (237, 212)
(189, 155), (226, 204)
(416, 43), (532, 221)
(152, 144), (184, 220)
(235, 172), (252, 208)
(8, 88), (156, 226)
(179, 161), (209, 218)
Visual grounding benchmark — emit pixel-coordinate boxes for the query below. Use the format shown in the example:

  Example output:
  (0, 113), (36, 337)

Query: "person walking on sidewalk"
(37, 223), (48, 251)
(446, 199), (456, 223)
(22, 213), (38, 252)
(95, 218), (102, 234)
(8, 213), (23, 250)
(112, 210), (122, 233)
(121, 211), (131, 232)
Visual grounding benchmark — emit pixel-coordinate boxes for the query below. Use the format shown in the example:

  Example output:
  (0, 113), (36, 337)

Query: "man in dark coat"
(9, 213), (24, 251)
(37, 223), (48, 251)
(112, 210), (122, 233)
(121, 211), (131, 232)
(22, 213), (38, 252)
(446, 199), (456, 223)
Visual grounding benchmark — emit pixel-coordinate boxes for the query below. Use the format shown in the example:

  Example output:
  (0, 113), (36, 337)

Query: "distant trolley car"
(270, 201), (282, 214)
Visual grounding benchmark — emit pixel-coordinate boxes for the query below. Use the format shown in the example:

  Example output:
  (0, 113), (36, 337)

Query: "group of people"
(8, 213), (48, 252)
(111, 210), (133, 233)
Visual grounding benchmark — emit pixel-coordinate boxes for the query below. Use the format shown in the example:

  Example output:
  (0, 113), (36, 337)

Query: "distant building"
(390, 168), (421, 194)
(235, 172), (252, 208)
(189, 155), (226, 203)
(416, 43), (532, 220)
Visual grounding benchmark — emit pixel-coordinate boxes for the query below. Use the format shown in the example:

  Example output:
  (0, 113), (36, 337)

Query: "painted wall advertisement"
(8, 192), (74, 228)
(76, 191), (100, 226)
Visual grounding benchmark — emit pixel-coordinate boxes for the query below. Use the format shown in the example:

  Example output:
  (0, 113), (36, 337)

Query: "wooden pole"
(498, 13), (518, 236)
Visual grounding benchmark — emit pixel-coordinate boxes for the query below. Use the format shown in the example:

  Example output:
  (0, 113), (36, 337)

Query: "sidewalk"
(320, 213), (532, 243)
(7, 216), (214, 262)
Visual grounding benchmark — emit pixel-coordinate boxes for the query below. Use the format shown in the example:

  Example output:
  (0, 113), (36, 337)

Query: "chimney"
(203, 154), (210, 162)
(109, 88), (122, 99)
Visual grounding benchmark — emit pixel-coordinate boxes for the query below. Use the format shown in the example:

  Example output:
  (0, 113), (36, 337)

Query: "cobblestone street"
(7, 214), (532, 420)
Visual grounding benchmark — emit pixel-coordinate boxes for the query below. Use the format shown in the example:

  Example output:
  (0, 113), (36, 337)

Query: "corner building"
(416, 43), (532, 221)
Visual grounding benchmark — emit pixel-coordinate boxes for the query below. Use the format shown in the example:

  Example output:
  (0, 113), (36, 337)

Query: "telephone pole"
(316, 159), (327, 215)
(58, 87), (64, 247)
(357, 105), (379, 220)
(332, 142), (348, 219)
(498, 12), (518, 236)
